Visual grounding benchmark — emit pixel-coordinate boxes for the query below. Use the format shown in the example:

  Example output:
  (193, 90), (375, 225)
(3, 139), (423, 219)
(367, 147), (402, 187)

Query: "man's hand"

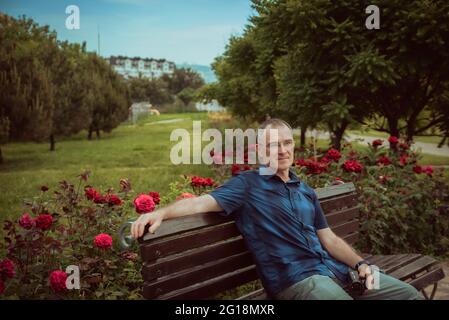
(131, 210), (164, 239)
(358, 264), (374, 290)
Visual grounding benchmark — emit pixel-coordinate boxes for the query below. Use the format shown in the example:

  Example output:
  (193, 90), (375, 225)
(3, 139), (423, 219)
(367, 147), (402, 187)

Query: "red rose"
(372, 139), (383, 147)
(148, 192), (161, 205)
(399, 154), (409, 166)
(41, 185), (49, 192)
(94, 194), (107, 204)
(19, 213), (34, 230)
(342, 160), (363, 173)
(399, 142), (409, 150)
(176, 192), (197, 201)
(191, 176), (215, 187)
(49, 270), (67, 293)
(413, 165), (423, 174)
(295, 159), (308, 167)
(85, 187), (101, 201)
(326, 149), (341, 161)
(35, 214), (53, 231)
(376, 155), (392, 166)
(0, 258), (15, 279)
(94, 233), (113, 249)
(388, 136), (399, 144)
(0, 280), (4, 295)
(320, 156), (330, 163)
(422, 166), (433, 176)
(133, 194), (155, 214)
(105, 194), (122, 206)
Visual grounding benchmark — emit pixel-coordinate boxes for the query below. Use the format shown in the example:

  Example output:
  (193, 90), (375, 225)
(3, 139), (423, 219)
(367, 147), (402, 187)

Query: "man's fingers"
(365, 274), (374, 290)
(149, 220), (160, 234)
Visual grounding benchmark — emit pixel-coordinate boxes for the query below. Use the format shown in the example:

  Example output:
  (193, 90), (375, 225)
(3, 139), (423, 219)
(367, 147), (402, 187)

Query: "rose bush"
(0, 173), (146, 299)
(293, 138), (449, 256)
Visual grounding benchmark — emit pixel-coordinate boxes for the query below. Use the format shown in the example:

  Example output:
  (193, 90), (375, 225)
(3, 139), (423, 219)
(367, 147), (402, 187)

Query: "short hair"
(259, 118), (292, 131)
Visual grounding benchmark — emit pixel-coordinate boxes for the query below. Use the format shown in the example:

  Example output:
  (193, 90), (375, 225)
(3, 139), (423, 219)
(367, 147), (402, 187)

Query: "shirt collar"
(258, 166), (301, 184)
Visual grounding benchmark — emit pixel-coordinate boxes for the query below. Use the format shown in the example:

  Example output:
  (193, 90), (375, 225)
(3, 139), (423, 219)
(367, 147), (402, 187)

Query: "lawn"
(0, 112), (214, 220)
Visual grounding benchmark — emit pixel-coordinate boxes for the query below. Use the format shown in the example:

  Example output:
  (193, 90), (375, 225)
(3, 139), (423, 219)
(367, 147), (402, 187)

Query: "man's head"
(258, 118), (295, 173)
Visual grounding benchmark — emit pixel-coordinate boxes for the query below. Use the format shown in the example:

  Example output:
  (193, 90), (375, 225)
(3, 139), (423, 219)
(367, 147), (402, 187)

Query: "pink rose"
(35, 214), (53, 231)
(49, 270), (67, 293)
(19, 213), (34, 230)
(148, 192), (161, 205)
(0, 258), (15, 279)
(133, 194), (155, 214)
(94, 233), (113, 249)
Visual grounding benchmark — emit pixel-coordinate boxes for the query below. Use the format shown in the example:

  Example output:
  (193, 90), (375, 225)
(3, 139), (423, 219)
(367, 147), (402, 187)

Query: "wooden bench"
(119, 182), (445, 300)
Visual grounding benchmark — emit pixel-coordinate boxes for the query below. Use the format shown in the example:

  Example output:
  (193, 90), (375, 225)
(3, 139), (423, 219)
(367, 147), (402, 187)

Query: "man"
(131, 118), (423, 300)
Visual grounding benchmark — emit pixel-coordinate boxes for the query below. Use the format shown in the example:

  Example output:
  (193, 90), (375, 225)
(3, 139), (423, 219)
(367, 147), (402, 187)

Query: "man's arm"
(317, 228), (374, 289)
(131, 194), (222, 238)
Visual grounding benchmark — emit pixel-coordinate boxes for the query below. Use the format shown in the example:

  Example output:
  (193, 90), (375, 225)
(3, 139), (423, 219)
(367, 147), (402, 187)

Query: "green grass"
(348, 129), (445, 145)
(0, 112), (214, 220)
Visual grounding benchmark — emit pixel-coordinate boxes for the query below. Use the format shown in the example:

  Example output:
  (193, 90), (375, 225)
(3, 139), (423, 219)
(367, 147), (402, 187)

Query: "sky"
(0, 0), (255, 66)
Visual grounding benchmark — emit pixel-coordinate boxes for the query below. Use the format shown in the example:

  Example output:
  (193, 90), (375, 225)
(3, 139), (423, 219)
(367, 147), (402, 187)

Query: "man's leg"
(275, 275), (353, 300)
(353, 273), (424, 300)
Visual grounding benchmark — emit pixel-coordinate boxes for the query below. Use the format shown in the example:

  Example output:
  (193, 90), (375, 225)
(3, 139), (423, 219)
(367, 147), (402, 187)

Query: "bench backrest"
(138, 182), (359, 299)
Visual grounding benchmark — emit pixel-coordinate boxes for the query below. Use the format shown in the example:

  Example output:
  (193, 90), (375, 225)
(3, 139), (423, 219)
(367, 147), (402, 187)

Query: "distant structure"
(108, 56), (175, 79)
(195, 99), (226, 112)
(129, 101), (159, 123)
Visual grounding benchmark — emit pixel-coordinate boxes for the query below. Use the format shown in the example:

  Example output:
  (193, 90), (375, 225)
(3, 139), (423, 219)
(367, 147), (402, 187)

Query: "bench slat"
(332, 220), (359, 238)
(389, 256), (439, 280)
(320, 193), (358, 213)
(326, 207), (359, 226)
(149, 266), (259, 300)
(408, 267), (445, 291)
(143, 251), (254, 299)
(142, 237), (247, 281)
(140, 222), (239, 261)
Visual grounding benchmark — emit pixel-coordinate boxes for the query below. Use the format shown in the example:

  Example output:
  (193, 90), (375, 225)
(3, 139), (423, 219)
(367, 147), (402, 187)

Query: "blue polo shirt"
(209, 168), (350, 297)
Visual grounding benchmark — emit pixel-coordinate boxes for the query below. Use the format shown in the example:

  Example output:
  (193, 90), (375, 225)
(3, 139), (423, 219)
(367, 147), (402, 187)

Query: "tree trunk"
(438, 135), (447, 148)
(96, 128), (100, 139)
(0, 146), (3, 164)
(330, 120), (348, 151)
(50, 134), (55, 151)
(387, 116), (400, 151)
(88, 125), (93, 140)
(300, 127), (306, 147)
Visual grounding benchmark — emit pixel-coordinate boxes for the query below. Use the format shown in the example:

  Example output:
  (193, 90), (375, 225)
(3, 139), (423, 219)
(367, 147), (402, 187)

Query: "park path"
(434, 262), (449, 300)
(294, 129), (449, 157)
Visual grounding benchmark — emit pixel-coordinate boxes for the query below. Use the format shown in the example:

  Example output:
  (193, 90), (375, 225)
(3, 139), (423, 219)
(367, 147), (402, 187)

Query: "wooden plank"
(382, 254), (422, 274)
(140, 222), (240, 261)
(143, 251), (255, 299)
(151, 266), (259, 300)
(326, 207), (359, 227)
(408, 268), (445, 291)
(389, 256), (439, 280)
(315, 183), (356, 199)
(141, 212), (233, 241)
(320, 193), (358, 214)
(142, 237), (248, 281)
(237, 288), (267, 300)
(332, 220), (359, 237)
(342, 232), (359, 245)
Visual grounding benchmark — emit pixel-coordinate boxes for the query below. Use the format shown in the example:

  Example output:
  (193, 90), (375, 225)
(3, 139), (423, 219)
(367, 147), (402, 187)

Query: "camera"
(348, 269), (366, 295)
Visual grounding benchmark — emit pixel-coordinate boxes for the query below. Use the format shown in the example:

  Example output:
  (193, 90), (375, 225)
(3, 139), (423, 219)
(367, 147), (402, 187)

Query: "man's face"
(261, 125), (295, 172)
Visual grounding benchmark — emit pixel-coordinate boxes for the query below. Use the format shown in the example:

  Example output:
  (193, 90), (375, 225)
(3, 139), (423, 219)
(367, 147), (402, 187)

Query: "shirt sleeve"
(209, 174), (248, 216)
(312, 189), (329, 230)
